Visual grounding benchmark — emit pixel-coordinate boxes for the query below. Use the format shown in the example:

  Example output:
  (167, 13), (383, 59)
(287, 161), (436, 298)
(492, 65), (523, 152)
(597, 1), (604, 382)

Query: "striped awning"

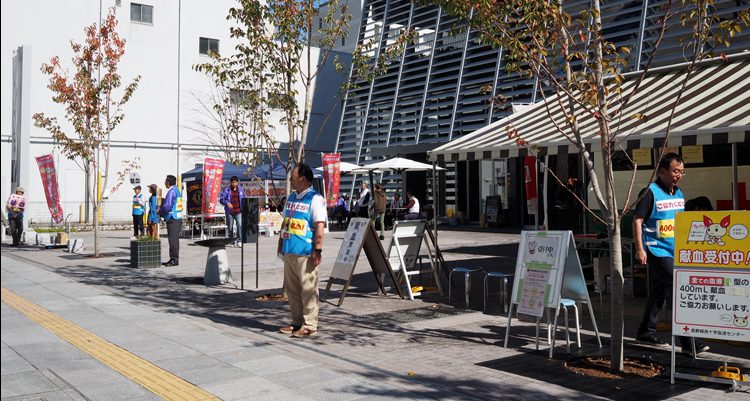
(430, 54), (750, 162)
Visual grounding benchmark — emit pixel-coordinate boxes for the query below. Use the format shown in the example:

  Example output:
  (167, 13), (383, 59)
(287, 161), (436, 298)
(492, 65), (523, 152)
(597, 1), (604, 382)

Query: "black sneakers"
(681, 342), (710, 355)
(636, 333), (669, 347)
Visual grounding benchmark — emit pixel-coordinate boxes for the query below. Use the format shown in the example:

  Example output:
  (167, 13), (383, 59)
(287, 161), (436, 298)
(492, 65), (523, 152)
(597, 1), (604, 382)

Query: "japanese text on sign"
(673, 269), (750, 342)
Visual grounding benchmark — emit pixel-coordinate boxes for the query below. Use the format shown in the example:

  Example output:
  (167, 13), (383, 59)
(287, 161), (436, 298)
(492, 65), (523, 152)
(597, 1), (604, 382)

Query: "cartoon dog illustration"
(733, 315), (748, 328)
(703, 215), (731, 246)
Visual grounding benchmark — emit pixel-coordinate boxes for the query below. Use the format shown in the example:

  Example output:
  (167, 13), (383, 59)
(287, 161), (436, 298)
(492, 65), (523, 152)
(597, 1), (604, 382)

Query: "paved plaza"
(1, 227), (748, 400)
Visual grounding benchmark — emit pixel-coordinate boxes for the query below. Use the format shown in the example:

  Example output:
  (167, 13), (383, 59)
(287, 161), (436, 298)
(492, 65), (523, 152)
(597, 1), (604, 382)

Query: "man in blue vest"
(132, 186), (146, 237)
(277, 163), (326, 338)
(633, 153), (708, 354)
(159, 175), (183, 267)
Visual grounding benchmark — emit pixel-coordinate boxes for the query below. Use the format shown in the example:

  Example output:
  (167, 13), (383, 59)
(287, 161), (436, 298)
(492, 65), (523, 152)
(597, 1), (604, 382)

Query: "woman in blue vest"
(633, 153), (708, 355)
(132, 186), (146, 237)
(146, 184), (160, 239)
(277, 163), (326, 338)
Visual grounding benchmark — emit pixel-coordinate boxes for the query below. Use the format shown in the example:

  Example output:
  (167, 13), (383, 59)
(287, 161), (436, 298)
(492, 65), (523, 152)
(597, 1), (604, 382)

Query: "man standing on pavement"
(277, 163), (326, 338)
(372, 183), (387, 240)
(633, 153), (708, 355)
(159, 175), (183, 266)
(5, 187), (28, 246)
(132, 186), (146, 237)
(358, 182), (370, 218)
(219, 176), (245, 246)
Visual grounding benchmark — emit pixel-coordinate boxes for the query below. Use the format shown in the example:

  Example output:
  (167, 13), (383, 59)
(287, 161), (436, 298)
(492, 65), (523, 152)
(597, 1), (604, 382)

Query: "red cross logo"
(683, 325), (689, 333)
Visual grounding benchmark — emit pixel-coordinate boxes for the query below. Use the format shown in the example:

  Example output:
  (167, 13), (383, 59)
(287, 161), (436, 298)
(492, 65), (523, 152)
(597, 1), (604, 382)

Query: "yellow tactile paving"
(1, 287), (221, 401)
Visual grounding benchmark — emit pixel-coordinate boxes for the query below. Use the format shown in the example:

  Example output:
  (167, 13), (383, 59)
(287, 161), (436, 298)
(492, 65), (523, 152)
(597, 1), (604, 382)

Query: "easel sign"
(504, 230), (601, 357)
(385, 220), (443, 300)
(323, 218), (402, 306)
(670, 211), (750, 389)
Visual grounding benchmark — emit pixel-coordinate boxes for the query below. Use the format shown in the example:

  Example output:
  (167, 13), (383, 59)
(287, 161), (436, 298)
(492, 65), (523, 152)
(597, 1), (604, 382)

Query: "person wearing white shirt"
(277, 163), (326, 338)
(357, 182), (370, 218)
(404, 191), (420, 220)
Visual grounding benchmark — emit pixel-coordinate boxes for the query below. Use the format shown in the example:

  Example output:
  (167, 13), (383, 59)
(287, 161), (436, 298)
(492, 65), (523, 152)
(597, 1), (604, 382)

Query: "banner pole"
(241, 239), (244, 290)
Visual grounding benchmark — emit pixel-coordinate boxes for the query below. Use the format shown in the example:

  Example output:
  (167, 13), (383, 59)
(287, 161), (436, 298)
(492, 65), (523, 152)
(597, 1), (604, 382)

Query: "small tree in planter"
(130, 235), (160, 268)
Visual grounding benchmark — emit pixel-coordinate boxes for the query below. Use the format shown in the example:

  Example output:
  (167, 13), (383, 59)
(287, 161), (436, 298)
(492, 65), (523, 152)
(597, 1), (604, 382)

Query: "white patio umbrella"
(358, 157), (444, 173)
(314, 161), (371, 174)
(357, 157), (445, 248)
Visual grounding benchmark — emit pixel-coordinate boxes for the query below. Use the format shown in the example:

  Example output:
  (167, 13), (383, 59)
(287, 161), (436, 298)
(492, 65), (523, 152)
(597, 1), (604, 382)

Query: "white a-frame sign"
(503, 230), (601, 357)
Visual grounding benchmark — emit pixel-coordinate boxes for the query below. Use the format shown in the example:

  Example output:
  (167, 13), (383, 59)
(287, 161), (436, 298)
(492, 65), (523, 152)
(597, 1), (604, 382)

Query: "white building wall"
(1, 0), (345, 225)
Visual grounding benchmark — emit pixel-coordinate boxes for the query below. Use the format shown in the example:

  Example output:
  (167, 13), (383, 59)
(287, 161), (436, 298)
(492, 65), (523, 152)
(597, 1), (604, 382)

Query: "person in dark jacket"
(159, 175), (183, 266)
(219, 176), (245, 246)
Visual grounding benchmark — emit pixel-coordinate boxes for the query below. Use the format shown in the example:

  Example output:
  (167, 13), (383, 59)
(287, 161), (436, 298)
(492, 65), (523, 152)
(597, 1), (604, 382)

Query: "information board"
(672, 269), (749, 342)
(510, 231), (567, 313)
(384, 220), (442, 300)
(674, 211), (750, 269)
(672, 211), (750, 339)
(671, 210), (750, 386)
(505, 230), (601, 356)
(484, 196), (502, 225)
(324, 218), (402, 306)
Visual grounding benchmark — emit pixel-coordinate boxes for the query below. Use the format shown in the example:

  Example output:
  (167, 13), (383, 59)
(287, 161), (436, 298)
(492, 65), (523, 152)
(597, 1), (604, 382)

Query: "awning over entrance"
(430, 54), (750, 162)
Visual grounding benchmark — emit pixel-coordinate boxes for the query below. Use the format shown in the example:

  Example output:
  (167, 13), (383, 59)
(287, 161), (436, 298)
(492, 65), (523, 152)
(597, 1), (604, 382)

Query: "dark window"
(341, 36), (345, 46)
(130, 3), (153, 24)
(199, 37), (220, 55)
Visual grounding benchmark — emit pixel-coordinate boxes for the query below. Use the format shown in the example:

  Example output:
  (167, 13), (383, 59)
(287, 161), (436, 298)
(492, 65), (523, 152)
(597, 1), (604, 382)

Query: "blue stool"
(553, 298), (581, 354)
(483, 272), (514, 313)
(448, 267), (483, 307)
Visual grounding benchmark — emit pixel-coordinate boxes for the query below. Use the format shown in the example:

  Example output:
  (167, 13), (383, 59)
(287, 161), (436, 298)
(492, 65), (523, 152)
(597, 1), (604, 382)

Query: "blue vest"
(132, 193), (145, 216)
(282, 190), (317, 256)
(148, 195), (160, 223)
(166, 187), (183, 221)
(642, 182), (684, 258)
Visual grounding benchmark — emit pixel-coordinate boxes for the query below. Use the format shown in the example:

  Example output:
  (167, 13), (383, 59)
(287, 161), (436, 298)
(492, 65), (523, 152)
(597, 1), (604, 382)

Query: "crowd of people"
(329, 182), (423, 233)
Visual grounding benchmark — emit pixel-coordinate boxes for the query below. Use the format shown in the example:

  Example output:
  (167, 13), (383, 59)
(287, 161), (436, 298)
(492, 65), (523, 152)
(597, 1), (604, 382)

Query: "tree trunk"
(93, 203), (100, 258)
(609, 225), (624, 371)
(85, 166), (91, 223)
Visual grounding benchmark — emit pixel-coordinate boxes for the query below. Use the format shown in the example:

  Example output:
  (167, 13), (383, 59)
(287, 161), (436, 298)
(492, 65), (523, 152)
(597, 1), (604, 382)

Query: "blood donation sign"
(671, 210), (750, 386)
(675, 210), (750, 268)
(673, 269), (749, 342)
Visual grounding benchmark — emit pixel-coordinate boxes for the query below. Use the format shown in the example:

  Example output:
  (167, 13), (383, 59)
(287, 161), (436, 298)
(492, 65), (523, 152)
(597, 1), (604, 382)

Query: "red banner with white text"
(524, 156), (538, 215)
(322, 153), (341, 208)
(35, 154), (64, 223)
(202, 158), (225, 215)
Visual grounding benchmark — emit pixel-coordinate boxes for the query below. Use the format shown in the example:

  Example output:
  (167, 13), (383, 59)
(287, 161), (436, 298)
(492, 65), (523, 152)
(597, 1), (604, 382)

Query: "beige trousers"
(283, 253), (319, 330)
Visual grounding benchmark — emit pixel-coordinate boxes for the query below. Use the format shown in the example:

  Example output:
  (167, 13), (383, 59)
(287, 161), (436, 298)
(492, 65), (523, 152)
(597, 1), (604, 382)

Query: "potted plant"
(130, 235), (160, 268)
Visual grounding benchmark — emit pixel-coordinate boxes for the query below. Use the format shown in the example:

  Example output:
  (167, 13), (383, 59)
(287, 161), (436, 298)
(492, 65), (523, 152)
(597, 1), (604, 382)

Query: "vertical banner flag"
(35, 154), (64, 223)
(202, 158), (225, 215)
(524, 156), (538, 215)
(322, 153), (341, 208)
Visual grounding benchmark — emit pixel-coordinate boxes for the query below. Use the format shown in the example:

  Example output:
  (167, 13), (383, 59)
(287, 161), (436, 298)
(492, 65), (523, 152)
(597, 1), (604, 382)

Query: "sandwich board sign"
(323, 218), (402, 306)
(503, 230), (601, 357)
(670, 211), (750, 387)
(385, 220), (443, 300)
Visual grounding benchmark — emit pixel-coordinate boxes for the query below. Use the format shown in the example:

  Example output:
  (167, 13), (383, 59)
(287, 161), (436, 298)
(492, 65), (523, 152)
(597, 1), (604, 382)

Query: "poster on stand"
(202, 158), (225, 215)
(322, 153), (341, 208)
(35, 154), (64, 223)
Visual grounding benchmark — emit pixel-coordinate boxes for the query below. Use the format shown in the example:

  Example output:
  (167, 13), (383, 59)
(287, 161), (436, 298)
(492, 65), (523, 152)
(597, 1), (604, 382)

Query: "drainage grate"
(357, 305), (476, 325)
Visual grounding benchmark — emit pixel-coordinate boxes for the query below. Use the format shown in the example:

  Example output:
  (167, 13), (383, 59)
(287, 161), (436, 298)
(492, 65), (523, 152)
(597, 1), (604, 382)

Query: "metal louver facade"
(334, 0), (750, 202)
